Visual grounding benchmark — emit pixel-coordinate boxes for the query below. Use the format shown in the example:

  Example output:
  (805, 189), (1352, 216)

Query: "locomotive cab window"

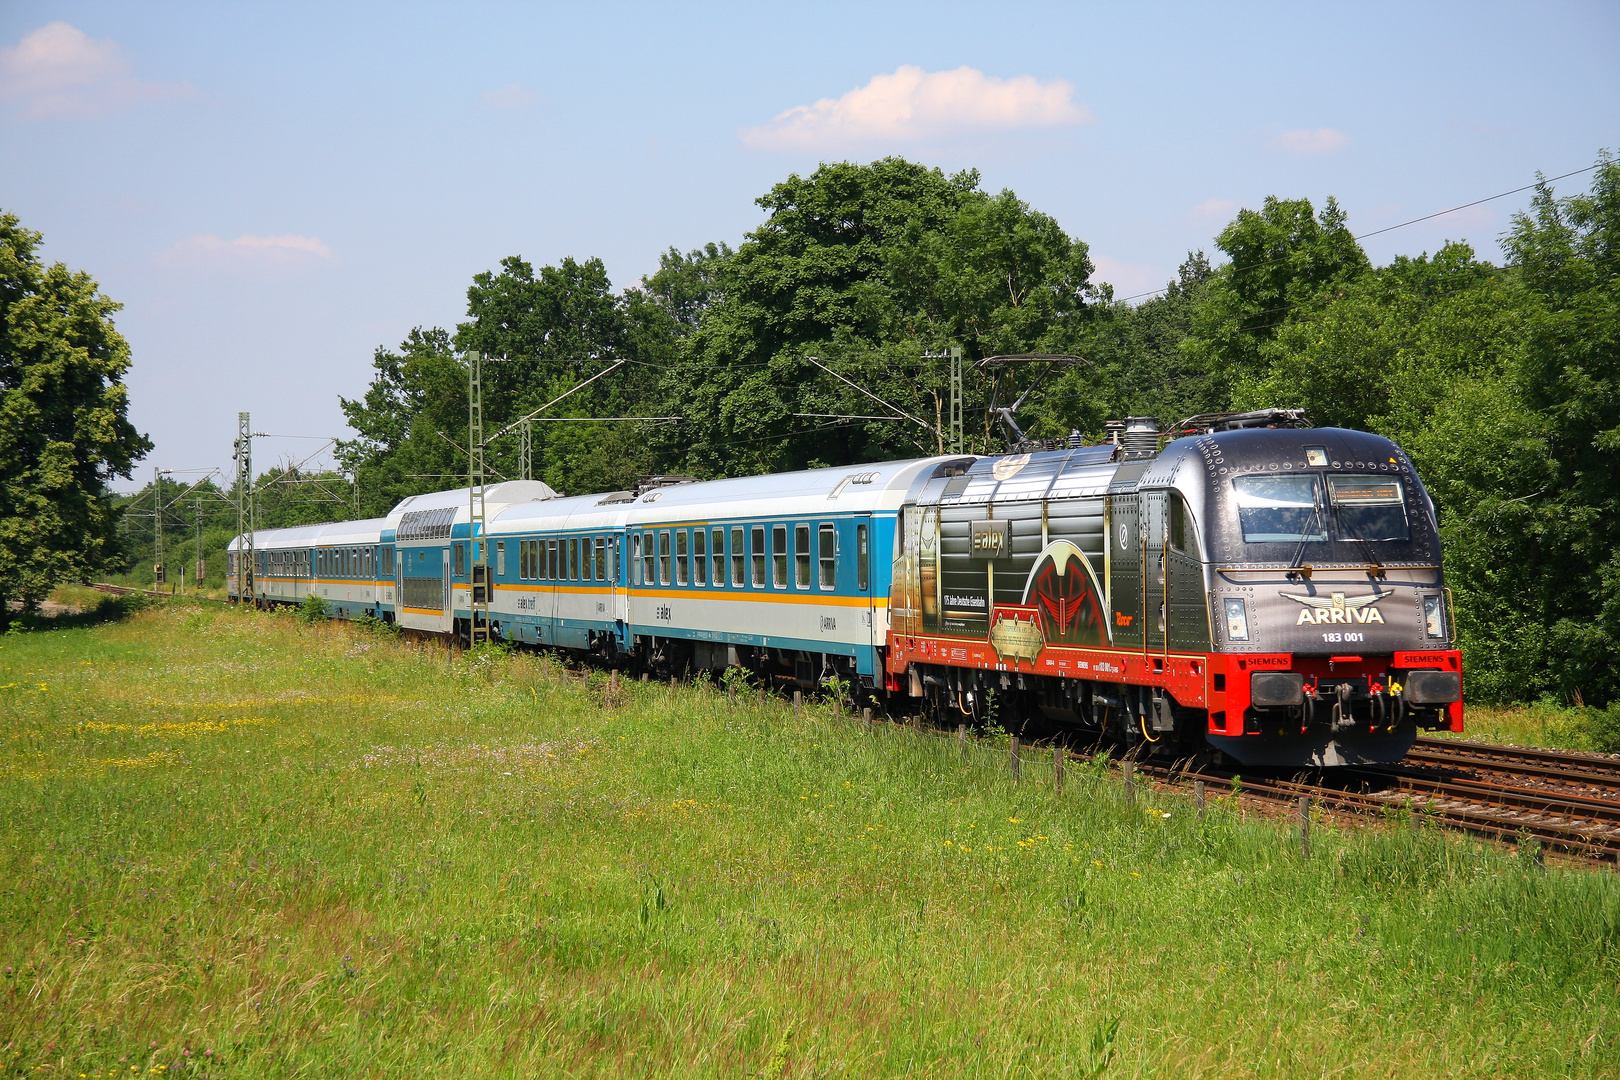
(1169, 494), (1196, 554)
(1327, 476), (1410, 541)
(1232, 475), (1327, 544)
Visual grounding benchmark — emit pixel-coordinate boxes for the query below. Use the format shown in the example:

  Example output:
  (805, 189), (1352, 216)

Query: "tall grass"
(2, 604), (1617, 1078)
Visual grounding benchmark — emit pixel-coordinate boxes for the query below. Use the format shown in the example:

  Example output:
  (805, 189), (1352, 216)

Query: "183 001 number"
(1321, 632), (1364, 643)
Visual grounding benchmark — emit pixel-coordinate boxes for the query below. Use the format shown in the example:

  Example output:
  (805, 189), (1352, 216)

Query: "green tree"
(1502, 152), (1620, 704)
(1189, 195), (1370, 401)
(338, 327), (468, 516)
(0, 210), (150, 617)
(663, 158), (1101, 476)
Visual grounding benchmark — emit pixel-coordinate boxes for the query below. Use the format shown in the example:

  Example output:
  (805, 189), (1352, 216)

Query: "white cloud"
(741, 65), (1094, 150)
(0, 22), (191, 120)
(1271, 127), (1349, 155)
(158, 234), (334, 267)
(1187, 198), (1239, 223)
(481, 82), (537, 110)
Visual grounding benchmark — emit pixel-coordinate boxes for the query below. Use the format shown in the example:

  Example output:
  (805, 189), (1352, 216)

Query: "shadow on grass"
(4, 593), (153, 633)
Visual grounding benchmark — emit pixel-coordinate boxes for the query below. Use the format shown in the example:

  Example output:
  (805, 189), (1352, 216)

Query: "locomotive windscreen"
(1232, 475), (1328, 543)
(1326, 476), (1410, 541)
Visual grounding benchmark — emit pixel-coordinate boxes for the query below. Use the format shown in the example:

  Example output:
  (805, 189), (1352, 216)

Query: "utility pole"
(923, 346), (965, 455)
(152, 467), (165, 591)
(195, 494), (204, 591)
(233, 412), (254, 605)
(519, 419), (532, 482)
(467, 353), (490, 645)
(949, 345), (964, 455)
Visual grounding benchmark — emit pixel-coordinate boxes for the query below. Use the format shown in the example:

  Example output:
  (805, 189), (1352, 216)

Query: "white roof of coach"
(227, 517), (388, 552)
(620, 456), (972, 524)
(384, 479), (557, 528)
(488, 492), (634, 536)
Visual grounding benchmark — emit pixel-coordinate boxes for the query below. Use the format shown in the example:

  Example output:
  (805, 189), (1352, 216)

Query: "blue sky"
(2, 1), (1616, 490)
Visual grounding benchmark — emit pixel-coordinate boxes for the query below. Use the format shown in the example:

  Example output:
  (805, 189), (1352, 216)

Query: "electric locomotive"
(885, 414), (1462, 766)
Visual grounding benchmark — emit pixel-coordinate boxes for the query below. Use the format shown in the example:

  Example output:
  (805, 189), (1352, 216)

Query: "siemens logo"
(970, 519), (1011, 559)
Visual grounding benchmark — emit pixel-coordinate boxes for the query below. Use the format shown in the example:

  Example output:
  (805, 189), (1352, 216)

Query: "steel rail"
(1412, 736), (1620, 776)
(1127, 756), (1620, 863)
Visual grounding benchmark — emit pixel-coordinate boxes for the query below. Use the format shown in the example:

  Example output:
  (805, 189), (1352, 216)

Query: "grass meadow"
(1, 601), (1617, 1078)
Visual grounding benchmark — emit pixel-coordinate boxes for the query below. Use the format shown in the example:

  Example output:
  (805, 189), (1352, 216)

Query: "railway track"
(1125, 735), (1620, 865)
(88, 582), (227, 604)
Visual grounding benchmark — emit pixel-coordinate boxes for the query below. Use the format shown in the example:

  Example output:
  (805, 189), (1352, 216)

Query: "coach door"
(853, 515), (876, 648)
(609, 534), (628, 633)
(1143, 490), (1168, 654)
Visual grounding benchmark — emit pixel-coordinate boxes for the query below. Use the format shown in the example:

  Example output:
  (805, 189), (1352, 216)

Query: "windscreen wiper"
(1285, 484), (1325, 579)
(1329, 499), (1385, 576)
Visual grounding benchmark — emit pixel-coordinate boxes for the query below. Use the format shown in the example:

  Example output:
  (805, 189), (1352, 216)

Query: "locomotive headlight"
(1223, 598), (1250, 641)
(1423, 595), (1445, 639)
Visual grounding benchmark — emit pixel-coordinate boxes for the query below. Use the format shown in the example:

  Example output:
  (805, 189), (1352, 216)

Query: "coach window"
(548, 538), (559, 580)
(750, 526), (766, 588)
(564, 537), (575, 580)
(711, 528), (725, 587)
(693, 528), (707, 587)
(655, 531), (669, 585)
(631, 534), (642, 585)
(732, 527), (746, 588)
(453, 543), (466, 577)
(794, 525), (812, 589)
(593, 538), (605, 581)
(611, 537), (621, 581)
(818, 523), (836, 590)
(675, 529), (689, 585)
(856, 524), (869, 591)
(496, 541), (506, 577)
(773, 524), (789, 589)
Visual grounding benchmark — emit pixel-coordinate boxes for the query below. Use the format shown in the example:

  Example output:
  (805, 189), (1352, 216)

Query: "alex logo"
(970, 519), (1011, 559)
(1281, 591), (1386, 625)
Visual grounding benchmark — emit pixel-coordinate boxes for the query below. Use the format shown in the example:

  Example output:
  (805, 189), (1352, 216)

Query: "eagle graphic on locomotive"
(231, 409), (1461, 768)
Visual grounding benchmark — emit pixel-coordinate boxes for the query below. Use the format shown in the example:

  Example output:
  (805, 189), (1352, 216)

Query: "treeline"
(333, 153), (1611, 708)
(109, 466), (359, 590)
